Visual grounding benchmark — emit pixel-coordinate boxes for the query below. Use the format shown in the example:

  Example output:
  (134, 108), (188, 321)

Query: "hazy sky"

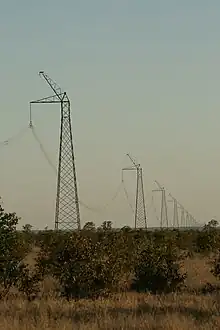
(0, 1), (220, 229)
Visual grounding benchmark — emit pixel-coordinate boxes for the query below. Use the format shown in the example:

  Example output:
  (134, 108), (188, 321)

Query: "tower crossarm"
(122, 167), (136, 171)
(39, 71), (67, 101)
(30, 94), (64, 104)
(126, 153), (139, 168)
(154, 180), (164, 190)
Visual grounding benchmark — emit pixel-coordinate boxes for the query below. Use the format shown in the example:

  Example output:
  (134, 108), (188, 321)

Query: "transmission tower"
(153, 181), (169, 229)
(185, 212), (190, 227)
(189, 214), (198, 227)
(122, 154), (147, 229)
(179, 205), (185, 227)
(30, 71), (80, 231)
(168, 194), (179, 228)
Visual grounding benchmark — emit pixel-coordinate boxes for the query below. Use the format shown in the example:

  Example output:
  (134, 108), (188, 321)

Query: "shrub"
(16, 264), (41, 301)
(36, 231), (135, 300)
(210, 250), (220, 282)
(133, 239), (186, 294)
(0, 201), (28, 298)
(196, 224), (220, 254)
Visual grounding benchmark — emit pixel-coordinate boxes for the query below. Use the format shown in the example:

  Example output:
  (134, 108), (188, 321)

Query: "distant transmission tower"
(30, 71), (80, 231)
(122, 154), (147, 229)
(185, 212), (190, 227)
(153, 181), (169, 229)
(168, 194), (179, 228)
(179, 205), (185, 227)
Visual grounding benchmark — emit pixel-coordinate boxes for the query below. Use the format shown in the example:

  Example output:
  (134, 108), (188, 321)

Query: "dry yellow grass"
(1, 255), (220, 329)
(184, 254), (218, 288)
(1, 292), (220, 329)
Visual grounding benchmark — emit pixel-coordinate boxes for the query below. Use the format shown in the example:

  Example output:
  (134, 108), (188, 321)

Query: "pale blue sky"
(0, 1), (220, 228)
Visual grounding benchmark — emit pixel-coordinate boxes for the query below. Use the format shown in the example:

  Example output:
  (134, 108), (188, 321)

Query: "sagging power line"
(29, 124), (130, 217)
(0, 127), (28, 148)
(1, 122), (202, 230)
(0, 72), (204, 230)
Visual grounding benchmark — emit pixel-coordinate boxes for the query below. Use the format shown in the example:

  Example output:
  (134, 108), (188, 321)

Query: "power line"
(30, 126), (57, 173)
(121, 175), (134, 213)
(29, 123), (124, 215)
(0, 128), (140, 220)
(0, 127), (28, 148)
(0, 120), (204, 229)
(151, 195), (160, 225)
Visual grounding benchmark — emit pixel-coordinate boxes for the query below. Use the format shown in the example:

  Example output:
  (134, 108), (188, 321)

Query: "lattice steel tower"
(30, 72), (81, 230)
(153, 181), (169, 229)
(180, 206), (185, 227)
(169, 194), (179, 228)
(122, 154), (147, 229)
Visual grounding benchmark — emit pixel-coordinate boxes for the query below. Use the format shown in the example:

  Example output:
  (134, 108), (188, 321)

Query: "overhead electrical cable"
(151, 195), (160, 224)
(121, 171), (134, 213)
(29, 124), (126, 215)
(31, 126), (57, 173)
(0, 126), (28, 148)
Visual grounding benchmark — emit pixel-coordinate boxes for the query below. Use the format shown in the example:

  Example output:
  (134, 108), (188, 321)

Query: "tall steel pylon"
(153, 181), (169, 229)
(122, 154), (147, 229)
(168, 194), (179, 228)
(185, 212), (190, 227)
(30, 71), (81, 231)
(179, 205), (185, 227)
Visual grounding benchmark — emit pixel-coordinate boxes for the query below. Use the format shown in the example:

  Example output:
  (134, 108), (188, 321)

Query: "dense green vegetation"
(1, 200), (220, 301)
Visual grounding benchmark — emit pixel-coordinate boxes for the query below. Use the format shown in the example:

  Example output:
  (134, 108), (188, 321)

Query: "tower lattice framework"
(173, 198), (179, 228)
(153, 181), (169, 229)
(30, 72), (80, 231)
(169, 195), (179, 228)
(135, 165), (147, 228)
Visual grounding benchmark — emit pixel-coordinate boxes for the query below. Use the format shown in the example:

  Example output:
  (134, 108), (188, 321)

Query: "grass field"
(1, 255), (220, 329)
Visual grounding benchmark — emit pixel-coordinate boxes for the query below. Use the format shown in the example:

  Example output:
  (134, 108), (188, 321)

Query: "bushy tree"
(133, 239), (186, 294)
(36, 231), (135, 300)
(0, 201), (27, 298)
(196, 220), (220, 254)
(21, 223), (35, 252)
(83, 222), (96, 231)
(16, 263), (41, 301)
(98, 220), (113, 231)
(0, 201), (42, 300)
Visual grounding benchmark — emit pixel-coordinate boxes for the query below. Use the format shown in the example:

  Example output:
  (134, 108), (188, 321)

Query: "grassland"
(1, 254), (220, 329)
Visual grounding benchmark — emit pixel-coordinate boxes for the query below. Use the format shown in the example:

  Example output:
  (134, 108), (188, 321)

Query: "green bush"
(36, 231), (135, 300)
(16, 264), (42, 301)
(0, 202), (29, 298)
(196, 223), (220, 254)
(133, 239), (186, 294)
(210, 248), (220, 282)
